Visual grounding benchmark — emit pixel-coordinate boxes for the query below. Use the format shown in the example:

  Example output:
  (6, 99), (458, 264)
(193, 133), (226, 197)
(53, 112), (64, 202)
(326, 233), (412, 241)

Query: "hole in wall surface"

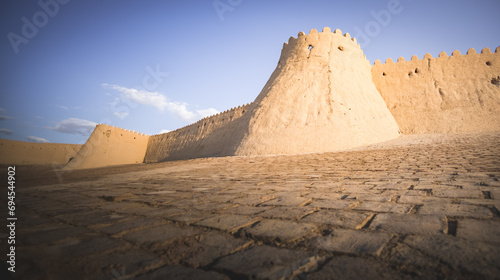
(415, 68), (419, 73)
(338, 46), (344, 51)
(382, 72), (386, 76)
(492, 76), (500, 86)
(447, 220), (458, 236)
(308, 45), (313, 50)
(486, 61), (492, 66)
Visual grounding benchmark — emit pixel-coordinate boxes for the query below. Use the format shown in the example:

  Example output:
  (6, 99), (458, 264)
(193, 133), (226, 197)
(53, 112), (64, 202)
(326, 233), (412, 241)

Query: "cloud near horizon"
(27, 136), (50, 143)
(0, 128), (13, 135)
(48, 118), (97, 135)
(0, 115), (14, 121)
(102, 84), (219, 122)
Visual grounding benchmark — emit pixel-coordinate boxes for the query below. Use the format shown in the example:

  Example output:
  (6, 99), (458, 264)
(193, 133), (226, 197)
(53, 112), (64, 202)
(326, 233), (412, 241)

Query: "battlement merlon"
(373, 46), (500, 66)
(279, 27), (369, 67)
(95, 124), (149, 138)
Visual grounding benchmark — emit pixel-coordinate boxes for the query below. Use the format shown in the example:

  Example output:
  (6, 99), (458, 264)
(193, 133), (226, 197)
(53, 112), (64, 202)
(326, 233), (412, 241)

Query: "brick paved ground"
(1, 132), (499, 279)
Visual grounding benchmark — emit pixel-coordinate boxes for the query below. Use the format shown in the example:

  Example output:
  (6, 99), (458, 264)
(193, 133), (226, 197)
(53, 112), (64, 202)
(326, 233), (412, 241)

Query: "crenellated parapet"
(282, 27), (362, 53)
(97, 124), (149, 137)
(149, 102), (253, 138)
(277, 27), (370, 70)
(65, 124), (149, 169)
(372, 45), (500, 134)
(373, 46), (500, 66)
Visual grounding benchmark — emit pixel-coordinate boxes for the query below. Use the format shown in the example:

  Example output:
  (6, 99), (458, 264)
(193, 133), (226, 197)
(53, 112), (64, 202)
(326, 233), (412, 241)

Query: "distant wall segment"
(2, 29), (498, 168)
(372, 47), (500, 134)
(0, 139), (82, 165)
(144, 103), (252, 162)
(65, 124), (149, 169)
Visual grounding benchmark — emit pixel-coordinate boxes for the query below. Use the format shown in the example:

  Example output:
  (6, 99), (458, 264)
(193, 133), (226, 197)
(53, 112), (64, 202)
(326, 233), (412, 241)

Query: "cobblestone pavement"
(1, 132), (500, 279)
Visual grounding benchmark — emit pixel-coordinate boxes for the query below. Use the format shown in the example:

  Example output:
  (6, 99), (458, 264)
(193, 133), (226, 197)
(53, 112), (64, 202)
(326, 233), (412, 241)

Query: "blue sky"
(1, 0), (499, 144)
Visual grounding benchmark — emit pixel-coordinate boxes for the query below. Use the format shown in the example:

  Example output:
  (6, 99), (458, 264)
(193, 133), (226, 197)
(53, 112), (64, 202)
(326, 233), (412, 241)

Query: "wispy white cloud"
(196, 108), (219, 118)
(0, 115), (14, 121)
(55, 105), (69, 110)
(103, 84), (168, 111)
(0, 128), (13, 135)
(113, 111), (129, 118)
(159, 129), (171, 134)
(48, 118), (97, 135)
(27, 136), (50, 143)
(103, 84), (219, 122)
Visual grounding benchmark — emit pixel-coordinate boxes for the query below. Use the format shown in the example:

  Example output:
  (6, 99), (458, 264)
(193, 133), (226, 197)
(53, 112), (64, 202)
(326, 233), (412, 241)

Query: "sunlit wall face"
(1, 0), (499, 144)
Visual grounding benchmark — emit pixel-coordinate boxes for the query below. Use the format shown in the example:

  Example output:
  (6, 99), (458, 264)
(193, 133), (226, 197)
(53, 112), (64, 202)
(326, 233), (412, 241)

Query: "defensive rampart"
(144, 28), (401, 162)
(0, 139), (82, 165)
(2, 28), (498, 168)
(65, 124), (149, 169)
(144, 103), (252, 162)
(372, 47), (500, 134)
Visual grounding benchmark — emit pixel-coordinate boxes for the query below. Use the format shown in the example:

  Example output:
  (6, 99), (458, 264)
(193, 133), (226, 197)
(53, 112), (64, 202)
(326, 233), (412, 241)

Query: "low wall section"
(144, 103), (252, 162)
(65, 124), (149, 169)
(0, 139), (82, 165)
(372, 47), (500, 134)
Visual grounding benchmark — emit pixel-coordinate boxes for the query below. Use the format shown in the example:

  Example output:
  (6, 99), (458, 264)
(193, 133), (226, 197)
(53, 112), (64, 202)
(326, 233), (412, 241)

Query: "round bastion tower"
(143, 27), (402, 161)
(231, 27), (401, 156)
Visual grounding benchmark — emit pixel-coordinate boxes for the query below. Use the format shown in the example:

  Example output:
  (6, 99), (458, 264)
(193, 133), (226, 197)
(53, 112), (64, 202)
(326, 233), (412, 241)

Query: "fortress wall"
(233, 28), (400, 156)
(0, 139), (82, 165)
(65, 124), (149, 169)
(144, 103), (252, 162)
(372, 47), (500, 134)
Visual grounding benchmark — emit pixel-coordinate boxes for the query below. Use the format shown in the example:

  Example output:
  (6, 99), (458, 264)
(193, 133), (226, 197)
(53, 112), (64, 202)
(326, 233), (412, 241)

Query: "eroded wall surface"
(65, 124), (149, 169)
(144, 103), (252, 162)
(372, 48), (500, 134)
(0, 139), (82, 165)
(144, 28), (400, 162)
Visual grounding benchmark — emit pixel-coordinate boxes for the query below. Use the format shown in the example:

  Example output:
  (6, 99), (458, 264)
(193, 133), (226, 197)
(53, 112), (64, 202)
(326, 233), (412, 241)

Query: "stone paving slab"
(213, 245), (321, 279)
(122, 223), (201, 251)
(244, 219), (317, 243)
(160, 231), (252, 267)
(2, 132), (500, 279)
(299, 209), (372, 229)
(369, 213), (448, 235)
(314, 228), (392, 256)
(306, 255), (407, 280)
(135, 265), (229, 280)
(418, 203), (493, 218)
(404, 234), (500, 278)
(193, 214), (259, 232)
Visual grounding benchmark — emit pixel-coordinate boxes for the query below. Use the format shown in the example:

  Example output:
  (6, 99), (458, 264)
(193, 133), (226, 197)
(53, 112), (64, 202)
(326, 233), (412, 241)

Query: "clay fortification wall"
(144, 103), (252, 162)
(144, 28), (401, 162)
(65, 124), (149, 170)
(2, 28), (498, 168)
(0, 139), (82, 165)
(372, 47), (500, 134)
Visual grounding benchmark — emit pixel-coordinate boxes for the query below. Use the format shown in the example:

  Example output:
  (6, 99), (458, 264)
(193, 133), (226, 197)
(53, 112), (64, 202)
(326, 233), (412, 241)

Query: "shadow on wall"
(0, 139), (82, 165)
